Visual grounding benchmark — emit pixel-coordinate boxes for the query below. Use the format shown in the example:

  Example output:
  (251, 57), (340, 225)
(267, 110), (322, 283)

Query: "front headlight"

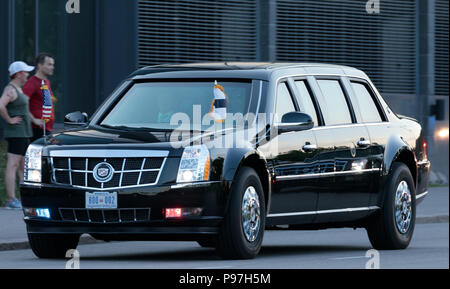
(24, 144), (43, 183)
(176, 145), (210, 183)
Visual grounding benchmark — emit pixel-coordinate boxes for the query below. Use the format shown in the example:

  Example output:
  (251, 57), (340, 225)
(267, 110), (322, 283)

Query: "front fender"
(221, 148), (271, 215)
(222, 149), (259, 180)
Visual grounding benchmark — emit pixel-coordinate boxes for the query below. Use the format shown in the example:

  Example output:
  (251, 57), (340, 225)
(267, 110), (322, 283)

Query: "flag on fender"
(41, 80), (52, 122)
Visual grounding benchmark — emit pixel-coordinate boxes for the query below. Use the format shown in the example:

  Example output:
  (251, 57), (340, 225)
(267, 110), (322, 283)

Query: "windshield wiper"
(99, 124), (134, 131)
(99, 124), (176, 132)
(99, 124), (206, 134)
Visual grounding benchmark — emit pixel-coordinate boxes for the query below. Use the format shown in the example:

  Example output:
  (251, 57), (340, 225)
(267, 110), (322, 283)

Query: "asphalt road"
(0, 223), (447, 269)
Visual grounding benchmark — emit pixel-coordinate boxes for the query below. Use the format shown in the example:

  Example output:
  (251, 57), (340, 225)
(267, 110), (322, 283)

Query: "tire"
(366, 162), (416, 250)
(28, 233), (81, 259)
(216, 166), (266, 259)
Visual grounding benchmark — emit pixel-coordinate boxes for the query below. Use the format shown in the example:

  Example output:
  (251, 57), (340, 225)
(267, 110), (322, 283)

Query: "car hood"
(39, 126), (259, 153)
(43, 127), (173, 146)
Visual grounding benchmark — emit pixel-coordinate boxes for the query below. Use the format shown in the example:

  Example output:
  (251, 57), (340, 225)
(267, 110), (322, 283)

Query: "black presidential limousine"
(21, 63), (430, 259)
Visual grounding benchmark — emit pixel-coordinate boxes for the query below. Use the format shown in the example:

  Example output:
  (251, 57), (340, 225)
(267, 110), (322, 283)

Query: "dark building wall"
(0, 0), (138, 137)
(95, 0), (138, 105)
(51, 0), (137, 121)
(0, 0), (10, 139)
(0, 1), (10, 85)
(50, 0), (98, 122)
(3, 0), (446, 122)
(136, 0), (259, 66)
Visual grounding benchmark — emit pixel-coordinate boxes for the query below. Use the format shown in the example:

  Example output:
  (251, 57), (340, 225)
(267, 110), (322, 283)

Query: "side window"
(350, 82), (383, 123)
(294, 80), (319, 127)
(316, 80), (352, 126)
(275, 82), (296, 122)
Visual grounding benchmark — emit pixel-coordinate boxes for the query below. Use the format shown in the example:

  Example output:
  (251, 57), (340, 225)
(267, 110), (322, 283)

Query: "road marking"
(330, 256), (367, 260)
(194, 266), (233, 269)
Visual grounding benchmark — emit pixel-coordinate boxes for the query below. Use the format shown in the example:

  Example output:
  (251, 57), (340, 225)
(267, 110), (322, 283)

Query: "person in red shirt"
(23, 53), (56, 142)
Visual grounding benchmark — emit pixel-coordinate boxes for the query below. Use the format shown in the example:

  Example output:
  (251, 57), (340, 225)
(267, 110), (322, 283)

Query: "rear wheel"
(366, 162), (416, 249)
(216, 167), (265, 259)
(28, 233), (80, 259)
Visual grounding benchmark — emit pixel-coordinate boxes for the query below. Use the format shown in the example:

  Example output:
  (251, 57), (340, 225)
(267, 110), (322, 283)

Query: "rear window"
(350, 82), (383, 123)
(316, 80), (352, 126)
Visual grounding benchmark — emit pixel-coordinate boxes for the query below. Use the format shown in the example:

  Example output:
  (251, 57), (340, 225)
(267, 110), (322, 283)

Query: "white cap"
(8, 61), (35, 77)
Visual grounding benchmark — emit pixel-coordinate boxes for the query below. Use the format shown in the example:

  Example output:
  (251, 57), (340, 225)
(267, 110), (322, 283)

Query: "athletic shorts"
(5, 138), (30, 156)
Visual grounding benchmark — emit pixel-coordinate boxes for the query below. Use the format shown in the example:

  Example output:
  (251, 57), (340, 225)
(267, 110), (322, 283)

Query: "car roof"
(130, 62), (367, 81)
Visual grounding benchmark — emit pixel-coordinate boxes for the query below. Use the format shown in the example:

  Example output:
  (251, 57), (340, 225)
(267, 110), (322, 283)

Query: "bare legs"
(5, 153), (24, 202)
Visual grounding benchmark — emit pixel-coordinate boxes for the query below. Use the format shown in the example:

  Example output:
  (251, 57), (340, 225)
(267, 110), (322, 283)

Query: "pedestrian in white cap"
(0, 61), (43, 209)
(8, 61), (35, 78)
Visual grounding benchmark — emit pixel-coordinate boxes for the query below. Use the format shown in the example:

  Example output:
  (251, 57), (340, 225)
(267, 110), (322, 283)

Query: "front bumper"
(20, 181), (229, 238)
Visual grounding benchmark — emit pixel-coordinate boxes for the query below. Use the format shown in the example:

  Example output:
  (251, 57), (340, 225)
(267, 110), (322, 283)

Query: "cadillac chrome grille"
(51, 156), (166, 190)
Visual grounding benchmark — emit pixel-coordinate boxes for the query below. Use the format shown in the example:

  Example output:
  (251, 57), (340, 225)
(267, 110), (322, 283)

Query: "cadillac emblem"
(93, 162), (114, 183)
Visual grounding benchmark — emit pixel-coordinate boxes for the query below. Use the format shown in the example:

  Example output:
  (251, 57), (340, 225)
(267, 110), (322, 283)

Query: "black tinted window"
(294, 80), (318, 127)
(275, 82), (296, 122)
(351, 82), (383, 123)
(316, 80), (352, 125)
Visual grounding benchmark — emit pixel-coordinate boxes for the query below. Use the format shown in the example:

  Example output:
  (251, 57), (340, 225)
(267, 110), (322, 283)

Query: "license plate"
(86, 192), (117, 209)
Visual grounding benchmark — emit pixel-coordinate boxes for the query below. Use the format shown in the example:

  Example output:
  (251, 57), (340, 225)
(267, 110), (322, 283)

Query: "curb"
(416, 215), (449, 224)
(0, 215), (447, 253)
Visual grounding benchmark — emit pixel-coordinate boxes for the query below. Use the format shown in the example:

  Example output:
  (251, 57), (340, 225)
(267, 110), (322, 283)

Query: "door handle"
(302, 143), (317, 152)
(357, 139), (371, 148)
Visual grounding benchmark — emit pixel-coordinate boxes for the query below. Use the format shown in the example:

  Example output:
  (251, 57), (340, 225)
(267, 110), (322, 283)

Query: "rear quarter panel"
(366, 117), (429, 208)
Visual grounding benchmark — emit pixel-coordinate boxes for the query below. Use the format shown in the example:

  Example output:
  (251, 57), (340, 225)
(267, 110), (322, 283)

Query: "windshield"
(100, 81), (253, 130)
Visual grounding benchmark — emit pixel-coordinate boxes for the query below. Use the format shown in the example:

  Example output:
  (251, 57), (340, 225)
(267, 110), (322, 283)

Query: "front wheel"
(28, 233), (80, 259)
(366, 162), (416, 249)
(216, 166), (266, 259)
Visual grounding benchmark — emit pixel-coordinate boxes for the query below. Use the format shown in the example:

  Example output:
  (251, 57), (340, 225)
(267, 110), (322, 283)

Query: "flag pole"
(214, 81), (218, 138)
(41, 80), (46, 139)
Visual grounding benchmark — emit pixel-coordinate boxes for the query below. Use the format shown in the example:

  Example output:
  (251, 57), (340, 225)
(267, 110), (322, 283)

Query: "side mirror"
(275, 112), (314, 134)
(64, 111), (88, 127)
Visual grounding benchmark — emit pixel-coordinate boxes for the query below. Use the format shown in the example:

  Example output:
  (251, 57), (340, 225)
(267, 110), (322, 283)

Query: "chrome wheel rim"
(242, 186), (261, 242)
(395, 181), (412, 234)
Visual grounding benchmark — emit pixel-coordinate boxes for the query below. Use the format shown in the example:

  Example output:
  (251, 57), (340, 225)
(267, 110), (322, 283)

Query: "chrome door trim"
(417, 160), (430, 166)
(276, 168), (380, 181)
(416, 191), (428, 200)
(267, 206), (380, 218)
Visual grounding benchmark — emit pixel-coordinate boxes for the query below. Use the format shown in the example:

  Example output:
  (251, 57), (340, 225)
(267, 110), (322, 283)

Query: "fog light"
(165, 208), (203, 219)
(24, 208), (51, 219)
(36, 209), (51, 219)
(165, 208), (182, 218)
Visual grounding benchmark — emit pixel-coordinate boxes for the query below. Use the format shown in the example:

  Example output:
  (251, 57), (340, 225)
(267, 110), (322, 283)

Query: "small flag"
(209, 81), (228, 123)
(41, 80), (52, 122)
